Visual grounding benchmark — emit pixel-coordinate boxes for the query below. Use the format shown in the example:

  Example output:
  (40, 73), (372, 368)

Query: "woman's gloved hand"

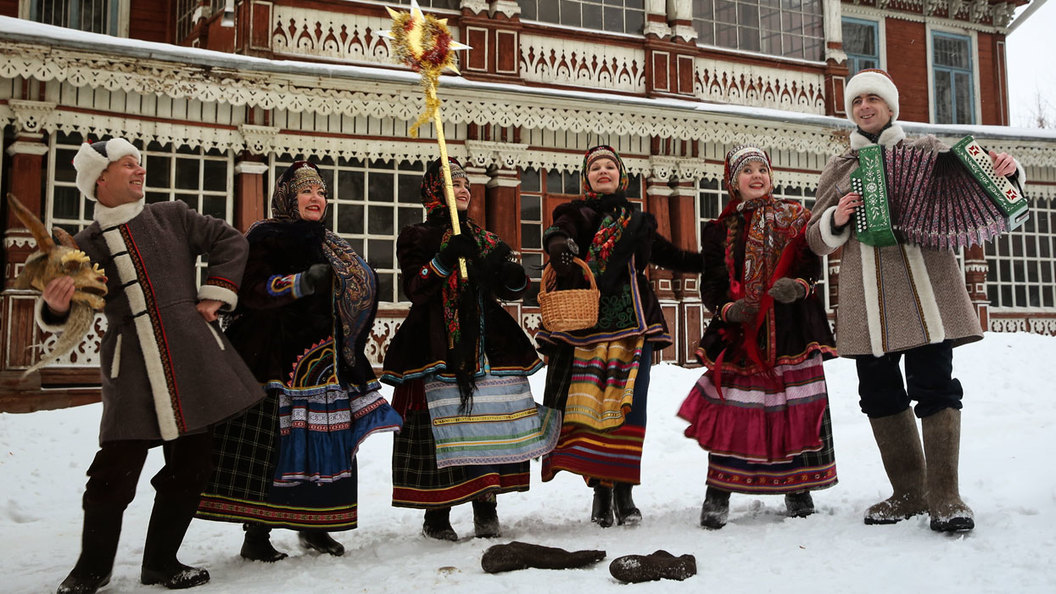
(768, 277), (807, 304)
(723, 298), (758, 323)
(438, 233), (480, 269)
(298, 263), (331, 296)
(546, 236), (577, 276)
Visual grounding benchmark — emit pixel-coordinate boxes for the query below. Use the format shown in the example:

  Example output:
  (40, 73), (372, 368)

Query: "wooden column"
(234, 158), (269, 232)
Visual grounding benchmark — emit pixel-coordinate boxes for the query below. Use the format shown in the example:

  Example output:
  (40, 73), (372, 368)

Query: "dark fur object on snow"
(481, 541), (606, 573)
(609, 550), (697, 583)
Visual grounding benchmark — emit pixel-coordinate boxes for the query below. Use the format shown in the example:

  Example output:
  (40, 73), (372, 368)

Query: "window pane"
(203, 160), (226, 192)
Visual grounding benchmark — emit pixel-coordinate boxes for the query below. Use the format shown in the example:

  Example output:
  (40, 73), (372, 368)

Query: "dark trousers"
(855, 341), (963, 420)
(83, 430), (214, 510)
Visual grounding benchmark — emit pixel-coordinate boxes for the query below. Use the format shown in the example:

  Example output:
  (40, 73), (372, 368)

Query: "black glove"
(724, 298), (757, 323)
(298, 263), (331, 296)
(546, 236), (577, 276)
(437, 233), (480, 270)
(768, 277), (806, 304)
(496, 260), (527, 290)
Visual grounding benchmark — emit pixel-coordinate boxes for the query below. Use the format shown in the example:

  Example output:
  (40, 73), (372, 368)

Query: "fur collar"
(94, 198), (145, 228)
(850, 124), (906, 150)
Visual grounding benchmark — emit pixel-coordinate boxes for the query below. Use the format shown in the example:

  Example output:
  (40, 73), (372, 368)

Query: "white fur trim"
(102, 227), (179, 441)
(845, 70), (899, 122)
(74, 139), (141, 201)
(94, 199), (145, 228)
(902, 245), (945, 345)
(860, 245), (886, 357)
(819, 206), (850, 250)
(1013, 159), (1027, 187)
(33, 298), (68, 333)
(849, 125), (907, 150)
(197, 284), (238, 311)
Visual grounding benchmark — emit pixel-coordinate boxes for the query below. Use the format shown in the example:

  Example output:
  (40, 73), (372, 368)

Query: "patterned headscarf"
(421, 157), (468, 216)
(581, 145), (629, 199)
(264, 161), (376, 368)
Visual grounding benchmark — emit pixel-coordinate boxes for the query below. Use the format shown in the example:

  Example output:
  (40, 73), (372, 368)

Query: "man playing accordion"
(806, 69), (1023, 533)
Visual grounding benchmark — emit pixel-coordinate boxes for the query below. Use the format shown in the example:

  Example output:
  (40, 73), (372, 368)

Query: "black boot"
(57, 505), (124, 594)
(423, 507), (457, 541)
(591, 486), (614, 528)
(481, 541), (606, 573)
(699, 487), (731, 529)
(298, 531), (345, 556)
(613, 483), (642, 526)
(240, 524), (288, 562)
(785, 491), (815, 518)
(472, 497), (501, 538)
(140, 496), (209, 589)
(609, 550), (697, 583)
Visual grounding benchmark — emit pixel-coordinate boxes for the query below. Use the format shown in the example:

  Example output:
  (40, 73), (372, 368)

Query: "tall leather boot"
(613, 483), (642, 526)
(56, 505), (124, 594)
(472, 496), (501, 538)
(591, 485), (614, 528)
(140, 496), (210, 589)
(864, 408), (928, 525)
(699, 486), (730, 529)
(922, 408), (974, 532)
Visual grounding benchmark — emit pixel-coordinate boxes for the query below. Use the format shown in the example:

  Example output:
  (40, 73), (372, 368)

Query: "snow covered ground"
(2, 331), (1054, 593)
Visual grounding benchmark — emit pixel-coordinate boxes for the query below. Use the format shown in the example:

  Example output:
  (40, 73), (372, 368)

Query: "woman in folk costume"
(677, 146), (838, 529)
(197, 161), (402, 560)
(537, 145), (705, 527)
(381, 157), (557, 540)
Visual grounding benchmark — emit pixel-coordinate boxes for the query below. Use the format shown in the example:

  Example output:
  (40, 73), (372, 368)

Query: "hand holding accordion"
(850, 135), (1030, 250)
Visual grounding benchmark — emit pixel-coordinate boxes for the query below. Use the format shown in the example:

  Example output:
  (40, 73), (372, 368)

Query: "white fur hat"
(844, 68), (899, 123)
(73, 138), (141, 200)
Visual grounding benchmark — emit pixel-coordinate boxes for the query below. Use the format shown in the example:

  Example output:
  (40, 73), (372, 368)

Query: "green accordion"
(850, 135), (1030, 250)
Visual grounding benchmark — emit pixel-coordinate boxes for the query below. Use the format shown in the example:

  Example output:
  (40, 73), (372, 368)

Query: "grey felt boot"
(864, 409), (929, 525)
(922, 408), (975, 532)
(423, 507), (458, 541)
(472, 497), (501, 538)
(784, 491), (815, 518)
(699, 486), (730, 529)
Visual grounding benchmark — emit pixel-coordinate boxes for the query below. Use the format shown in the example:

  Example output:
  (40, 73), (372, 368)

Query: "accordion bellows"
(851, 136), (1030, 250)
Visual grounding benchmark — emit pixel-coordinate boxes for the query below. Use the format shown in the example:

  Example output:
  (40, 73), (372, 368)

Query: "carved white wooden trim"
(519, 34), (646, 94)
(693, 57), (826, 115)
(270, 7), (405, 67)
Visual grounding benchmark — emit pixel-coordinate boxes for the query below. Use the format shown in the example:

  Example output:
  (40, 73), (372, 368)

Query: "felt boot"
(591, 485), (614, 528)
(481, 541), (606, 573)
(609, 550), (697, 583)
(865, 409), (928, 525)
(56, 505), (123, 594)
(240, 524), (288, 562)
(613, 483), (642, 526)
(922, 408), (975, 532)
(298, 531), (345, 556)
(140, 496), (209, 589)
(699, 486), (730, 529)
(423, 507), (457, 541)
(785, 491), (815, 518)
(472, 497), (501, 538)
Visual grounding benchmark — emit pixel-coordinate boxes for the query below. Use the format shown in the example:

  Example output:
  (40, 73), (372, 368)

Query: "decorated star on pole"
(382, 0), (472, 279)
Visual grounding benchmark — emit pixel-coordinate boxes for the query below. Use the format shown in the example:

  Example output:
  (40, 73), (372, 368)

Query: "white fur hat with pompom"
(844, 68), (899, 123)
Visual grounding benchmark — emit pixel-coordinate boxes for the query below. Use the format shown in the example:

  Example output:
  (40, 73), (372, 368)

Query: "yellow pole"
(428, 82), (469, 279)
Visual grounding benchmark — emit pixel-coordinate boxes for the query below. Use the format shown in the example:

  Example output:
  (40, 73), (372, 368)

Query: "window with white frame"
(986, 197), (1055, 309)
(518, 0), (646, 35)
(692, 0), (824, 61)
(175, 0), (200, 42)
(271, 157), (428, 305)
(696, 177), (829, 311)
(48, 131), (236, 286)
(30, 0), (115, 34)
(842, 17), (879, 76)
(932, 32), (975, 125)
(520, 166), (643, 306)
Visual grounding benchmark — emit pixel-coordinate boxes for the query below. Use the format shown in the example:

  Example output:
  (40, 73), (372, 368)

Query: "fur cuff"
(198, 284), (238, 311)
(819, 206), (851, 250)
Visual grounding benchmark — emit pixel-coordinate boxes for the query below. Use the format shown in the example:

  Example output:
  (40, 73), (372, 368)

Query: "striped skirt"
(677, 352), (837, 494)
(391, 380), (531, 509)
(541, 341), (653, 485)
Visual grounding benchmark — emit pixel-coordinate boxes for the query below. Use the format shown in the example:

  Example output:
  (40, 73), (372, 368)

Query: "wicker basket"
(538, 257), (599, 332)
